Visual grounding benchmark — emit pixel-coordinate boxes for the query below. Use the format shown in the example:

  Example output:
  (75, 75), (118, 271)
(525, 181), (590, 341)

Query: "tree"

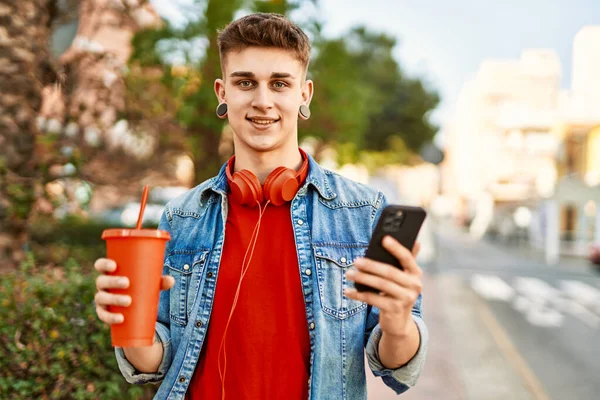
(304, 26), (439, 155)
(179, 0), (245, 184)
(0, 0), (57, 267)
(0, 0), (184, 268)
(301, 37), (374, 146)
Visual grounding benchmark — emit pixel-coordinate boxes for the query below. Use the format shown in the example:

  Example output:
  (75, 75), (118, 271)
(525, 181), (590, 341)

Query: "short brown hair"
(217, 13), (311, 73)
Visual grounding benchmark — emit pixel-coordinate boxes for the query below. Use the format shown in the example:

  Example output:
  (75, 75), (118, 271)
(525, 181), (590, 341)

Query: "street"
(365, 221), (600, 400)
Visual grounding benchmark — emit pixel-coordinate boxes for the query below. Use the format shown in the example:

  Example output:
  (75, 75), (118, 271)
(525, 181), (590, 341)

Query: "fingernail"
(346, 270), (355, 277)
(118, 278), (129, 286)
(108, 261), (117, 270)
(115, 315), (124, 323)
(344, 288), (356, 294)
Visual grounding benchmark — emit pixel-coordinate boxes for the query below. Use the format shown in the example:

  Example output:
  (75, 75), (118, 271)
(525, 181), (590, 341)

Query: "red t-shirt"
(186, 169), (310, 399)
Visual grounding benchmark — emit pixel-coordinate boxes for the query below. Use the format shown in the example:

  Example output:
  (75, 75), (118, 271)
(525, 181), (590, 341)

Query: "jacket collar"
(198, 150), (336, 203)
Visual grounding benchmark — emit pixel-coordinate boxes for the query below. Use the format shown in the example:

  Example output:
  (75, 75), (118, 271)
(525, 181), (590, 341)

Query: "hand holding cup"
(94, 258), (175, 326)
(96, 186), (173, 347)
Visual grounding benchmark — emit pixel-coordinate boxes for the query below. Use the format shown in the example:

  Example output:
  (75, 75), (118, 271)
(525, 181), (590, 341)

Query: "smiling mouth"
(246, 117), (280, 125)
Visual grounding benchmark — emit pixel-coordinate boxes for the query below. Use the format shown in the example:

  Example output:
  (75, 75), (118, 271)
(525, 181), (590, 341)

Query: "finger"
(345, 286), (418, 311)
(346, 268), (404, 298)
(160, 275), (175, 291)
(382, 236), (422, 277)
(95, 305), (124, 325)
(412, 241), (421, 258)
(94, 291), (132, 307)
(96, 275), (129, 291)
(351, 261), (423, 293)
(346, 268), (420, 299)
(343, 288), (396, 311)
(94, 258), (117, 273)
(354, 257), (405, 287)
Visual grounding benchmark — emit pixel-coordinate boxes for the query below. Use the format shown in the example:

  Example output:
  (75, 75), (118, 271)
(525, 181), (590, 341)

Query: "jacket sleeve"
(363, 192), (429, 394)
(114, 204), (174, 384)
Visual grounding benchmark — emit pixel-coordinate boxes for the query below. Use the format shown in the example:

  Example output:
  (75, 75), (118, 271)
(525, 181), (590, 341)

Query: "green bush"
(29, 215), (115, 247)
(0, 255), (157, 399)
(27, 215), (158, 267)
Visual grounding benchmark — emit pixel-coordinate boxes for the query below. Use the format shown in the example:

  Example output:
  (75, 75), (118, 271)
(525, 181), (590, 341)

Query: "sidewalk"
(366, 273), (536, 400)
(442, 219), (597, 274)
(366, 273), (465, 400)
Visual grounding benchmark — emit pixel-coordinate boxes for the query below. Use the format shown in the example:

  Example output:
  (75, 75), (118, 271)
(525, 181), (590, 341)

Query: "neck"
(232, 143), (303, 184)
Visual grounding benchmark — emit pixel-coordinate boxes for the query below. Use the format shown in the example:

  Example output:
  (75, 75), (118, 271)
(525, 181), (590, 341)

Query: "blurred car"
(149, 186), (189, 204)
(590, 243), (600, 266)
(92, 202), (165, 227)
(90, 186), (189, 227)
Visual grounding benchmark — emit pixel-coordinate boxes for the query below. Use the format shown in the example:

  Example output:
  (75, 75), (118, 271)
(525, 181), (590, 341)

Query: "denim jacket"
(114, 152), (428, 399)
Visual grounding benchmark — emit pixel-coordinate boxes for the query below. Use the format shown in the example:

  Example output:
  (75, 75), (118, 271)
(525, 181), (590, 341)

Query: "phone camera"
(383, 211), (405, 232)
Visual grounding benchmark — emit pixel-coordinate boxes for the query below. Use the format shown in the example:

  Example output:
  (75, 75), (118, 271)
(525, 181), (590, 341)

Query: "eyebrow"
(229, 71), (295, 79)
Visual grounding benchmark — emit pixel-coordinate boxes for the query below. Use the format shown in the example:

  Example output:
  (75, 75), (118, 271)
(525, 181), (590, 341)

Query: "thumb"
(160, 275), (175, 291)
(412, 241), (421, 258)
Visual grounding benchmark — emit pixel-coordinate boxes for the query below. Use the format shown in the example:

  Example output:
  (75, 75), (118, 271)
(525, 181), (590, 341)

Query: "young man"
(94, 13), (428, 400)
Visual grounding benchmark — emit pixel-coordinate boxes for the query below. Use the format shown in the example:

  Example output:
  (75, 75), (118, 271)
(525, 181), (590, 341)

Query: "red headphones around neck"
(225, 149), (309, 207)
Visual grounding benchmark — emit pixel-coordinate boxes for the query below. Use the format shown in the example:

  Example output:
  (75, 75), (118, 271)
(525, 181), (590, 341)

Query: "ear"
(301, 79), (314, 107)
(214, 78), (226, 103)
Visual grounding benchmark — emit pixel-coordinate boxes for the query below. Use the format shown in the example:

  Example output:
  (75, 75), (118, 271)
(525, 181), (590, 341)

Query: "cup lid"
(101, 229), (171, 240)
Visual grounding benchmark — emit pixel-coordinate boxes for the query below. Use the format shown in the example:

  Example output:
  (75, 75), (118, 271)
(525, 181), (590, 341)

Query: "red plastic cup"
(101, 228), (170, 347)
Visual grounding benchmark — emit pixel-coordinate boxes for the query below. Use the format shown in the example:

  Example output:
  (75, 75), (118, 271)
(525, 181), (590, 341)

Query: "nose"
(251, 84), (273, 112)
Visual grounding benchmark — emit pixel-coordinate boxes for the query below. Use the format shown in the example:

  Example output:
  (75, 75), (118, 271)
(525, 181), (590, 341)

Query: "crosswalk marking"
(560, 281), (600, 307)
(471, 274), (515, 301)
(470, 274), (600, 329)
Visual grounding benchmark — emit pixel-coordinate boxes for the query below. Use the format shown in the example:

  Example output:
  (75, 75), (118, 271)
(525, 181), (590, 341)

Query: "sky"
(151, 0), (600, 146)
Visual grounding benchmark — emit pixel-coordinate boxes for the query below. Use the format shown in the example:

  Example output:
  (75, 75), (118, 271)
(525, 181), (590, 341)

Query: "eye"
(238, 80), (254, 88)
(272, 81), (287, 89)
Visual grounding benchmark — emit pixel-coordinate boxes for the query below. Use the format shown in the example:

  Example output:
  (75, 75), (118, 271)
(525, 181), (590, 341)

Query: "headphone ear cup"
(264, 167), (298, 206)
(239, 170), (264, 205)
(263, 167), (286, 200)
(230, 170), (263, 206)
(229, 175), (249, 206)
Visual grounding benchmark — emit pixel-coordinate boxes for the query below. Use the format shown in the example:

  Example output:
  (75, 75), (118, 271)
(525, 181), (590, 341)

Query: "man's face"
(215, 47), (313, 154)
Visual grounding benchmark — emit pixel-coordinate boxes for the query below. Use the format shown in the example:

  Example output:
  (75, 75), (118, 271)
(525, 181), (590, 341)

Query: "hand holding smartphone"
(355, 205), (427, 293)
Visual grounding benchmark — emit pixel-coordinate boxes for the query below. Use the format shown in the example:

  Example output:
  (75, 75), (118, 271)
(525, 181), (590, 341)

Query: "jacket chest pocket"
(313, 244), (368, 319)
(165, 250), (210, 326)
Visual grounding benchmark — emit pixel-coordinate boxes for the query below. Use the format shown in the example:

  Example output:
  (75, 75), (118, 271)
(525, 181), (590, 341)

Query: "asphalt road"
(434, 222), (600, 400)
(366, 177), (600, 400)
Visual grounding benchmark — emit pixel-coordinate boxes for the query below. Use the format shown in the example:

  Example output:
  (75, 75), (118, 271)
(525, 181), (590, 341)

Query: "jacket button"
(207, 272), (213, 278)
(305, 269), (311, 276)
(179, 376), (186, 383)
(297, 219), (304, 225)
(183, 264), (190, 271)
(340, 257), (347, 263)
(195, 321), (203, 328)
(309, 322), (315, 330)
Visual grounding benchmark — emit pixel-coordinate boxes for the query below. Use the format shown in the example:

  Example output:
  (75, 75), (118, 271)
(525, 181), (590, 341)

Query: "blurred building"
(443, 26), (600, 259)
(556, 26), (600, 184)
(41, 0), (194, 217)
(571, 26), (600, 107)
(443, 49), (561, 226)
(545, 26), (600, 255)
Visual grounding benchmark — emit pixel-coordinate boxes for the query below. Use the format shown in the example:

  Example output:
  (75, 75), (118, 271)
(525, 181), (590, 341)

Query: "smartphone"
(355, 205), (427, 293)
